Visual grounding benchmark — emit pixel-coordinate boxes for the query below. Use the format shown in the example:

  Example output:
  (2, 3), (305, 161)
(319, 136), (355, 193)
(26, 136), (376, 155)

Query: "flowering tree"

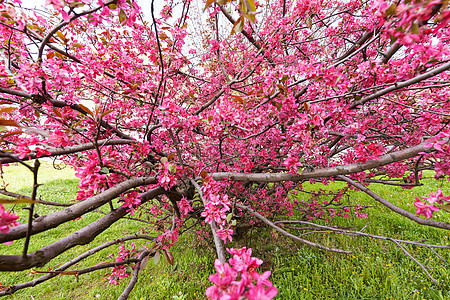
(0, 0), (450, 298)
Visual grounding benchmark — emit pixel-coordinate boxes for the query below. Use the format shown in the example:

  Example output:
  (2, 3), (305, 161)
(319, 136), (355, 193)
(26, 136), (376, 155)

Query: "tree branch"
(210, 139), (438, 182)
(0, 187), (164, 271)
(0, 177), (158, 244)
(337, 175), (450, 230)
(236, 203), (352, 254)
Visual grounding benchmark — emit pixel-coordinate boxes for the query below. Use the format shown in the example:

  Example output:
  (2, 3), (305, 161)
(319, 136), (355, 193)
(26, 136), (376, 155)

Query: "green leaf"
(385, 3), (397, 16)
(99, 167), (109, 174)
(153, 251), (160, 265)
(126, 266), (133, 274)
(231, 17), (244, 34)
(410, 23), (420, 35)
(226, 213), (233, 223)
(437, 204), (450, 213)
(168, 164), (176, 173)
(0, 198), (36, 204)
(107, 3), (118, 9)
(119, 9), (127, 24)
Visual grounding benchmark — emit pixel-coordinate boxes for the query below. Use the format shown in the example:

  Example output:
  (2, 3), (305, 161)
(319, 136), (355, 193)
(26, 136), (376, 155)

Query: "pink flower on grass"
(414, 198), (439, 219)
(422, 189), (450, 204)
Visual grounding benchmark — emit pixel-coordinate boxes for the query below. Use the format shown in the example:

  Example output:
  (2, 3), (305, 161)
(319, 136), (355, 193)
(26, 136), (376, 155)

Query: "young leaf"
(0, 198), (36, 204)
(139, 254), (150, 270)
(437, 204), (450, 213)
(53, 108), (63, 119)
(410, 23), (420, 35)
(163, 249), (174, 265)
(385, 3), (397, 16)
(153, 251), (161, 265)
(0, 107), (16, 114)
(119, 9), (127, 24)
(73, 43), (84, 48)
(203, 0), (215, 12)
(231, 17), (244, 34)
(0, 119), (21, 127)
(78, 104), (94, 117)
(56, 31), (67, 42)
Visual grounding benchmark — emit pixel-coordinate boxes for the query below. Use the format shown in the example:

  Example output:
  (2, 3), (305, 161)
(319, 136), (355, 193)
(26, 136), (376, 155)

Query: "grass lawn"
(0, 163), (449, 299)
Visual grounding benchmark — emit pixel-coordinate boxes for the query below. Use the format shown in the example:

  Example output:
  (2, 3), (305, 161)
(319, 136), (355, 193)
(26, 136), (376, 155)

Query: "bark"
(0, 187), (164, 271)
(0, 177), (157, 244)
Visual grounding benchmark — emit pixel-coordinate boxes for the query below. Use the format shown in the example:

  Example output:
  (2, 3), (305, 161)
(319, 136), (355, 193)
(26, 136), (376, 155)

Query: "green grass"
(0, 164), (449, 299)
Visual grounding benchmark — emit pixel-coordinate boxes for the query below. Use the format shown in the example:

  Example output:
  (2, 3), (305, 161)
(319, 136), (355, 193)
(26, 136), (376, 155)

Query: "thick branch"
(210, 140), (437, 182)
(349, 61), (450, 109)
(0, 187), (164, 271)
(0, 139), (135, 164)
(0, 177), (157, 244)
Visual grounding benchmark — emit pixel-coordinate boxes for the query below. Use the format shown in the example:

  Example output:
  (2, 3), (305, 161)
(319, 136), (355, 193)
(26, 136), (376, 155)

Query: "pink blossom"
(178, 196), (193, 217)
(206, 248), (277, 300)
(121, 191), (141, 216)
(422, 189), (450, 205)
(216, 227), (233, 244)
(0, 205), (20, 234)
(414, 198), (439, 219)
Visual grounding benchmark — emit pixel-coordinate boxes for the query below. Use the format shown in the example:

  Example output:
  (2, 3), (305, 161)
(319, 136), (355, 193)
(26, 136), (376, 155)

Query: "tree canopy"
(0, 0), (449, 298)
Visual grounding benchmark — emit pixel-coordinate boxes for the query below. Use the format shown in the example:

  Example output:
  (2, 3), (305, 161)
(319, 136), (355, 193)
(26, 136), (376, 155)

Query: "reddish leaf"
(203, 0), (215, 12)
(0, 119), (20, 127)
(163, 249), (174, 265)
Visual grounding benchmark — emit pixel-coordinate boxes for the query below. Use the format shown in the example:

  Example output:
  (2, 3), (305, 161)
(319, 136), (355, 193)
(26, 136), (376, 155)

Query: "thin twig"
(237, 203), (352, 254)
(391, 239), (438, 284)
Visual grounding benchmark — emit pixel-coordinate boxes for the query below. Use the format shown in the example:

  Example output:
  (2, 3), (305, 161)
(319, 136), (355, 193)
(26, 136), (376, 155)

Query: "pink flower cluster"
(121, 191), (140, 216)
(0, 204), (19, 234)
(206, 247), (277, 300)
(158, 160), (178, 190)
(201, 192), (234, 243)
(178, 196), (193, 217)
(157, 228), (179, 250)
(108, 243), (136, 285)
(283, 156), (302, 174)
(414, 189), (450, 219)
(17, 137), (51, 160)
(74, 151), (109, 201)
